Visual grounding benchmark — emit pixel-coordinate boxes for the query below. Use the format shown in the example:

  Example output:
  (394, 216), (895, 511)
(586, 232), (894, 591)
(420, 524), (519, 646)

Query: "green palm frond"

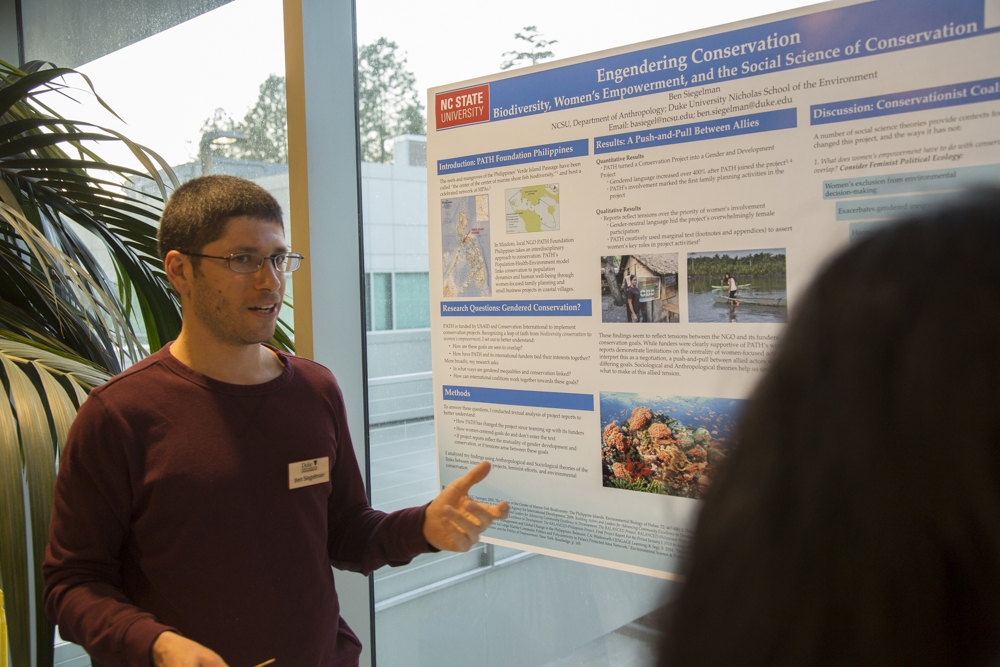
(0, 56), (296, 667)
(0, 373), (25, 667)
(0, 58), (174, 667)
(1, 59), (183, 369)
(0, 340), (109, 667)
(0, 201), (143, 367)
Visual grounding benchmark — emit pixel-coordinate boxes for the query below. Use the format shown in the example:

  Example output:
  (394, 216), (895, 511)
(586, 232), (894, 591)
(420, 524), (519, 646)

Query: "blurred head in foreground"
(661, 189), (1000, 667)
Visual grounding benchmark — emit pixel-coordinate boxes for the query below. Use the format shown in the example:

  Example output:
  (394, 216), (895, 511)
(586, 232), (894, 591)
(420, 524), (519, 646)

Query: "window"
(356, 1), (825, 664)
(366, 272), (394, 331)
(393, 272), (431, 329)
(365, 271), (430, 331)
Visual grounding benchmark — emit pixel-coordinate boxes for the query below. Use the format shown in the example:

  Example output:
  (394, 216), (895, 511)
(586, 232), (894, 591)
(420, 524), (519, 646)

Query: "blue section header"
(835, 193), (947, 221)
(849, 221), (894, 242)
(441, 300), (592, 316)
(811, 77), (1000, 125)
(438, 140), (588, 175)
(594, 108), (795, 154)
(443, 386), (594, 411)
(437, 0), (990, 124)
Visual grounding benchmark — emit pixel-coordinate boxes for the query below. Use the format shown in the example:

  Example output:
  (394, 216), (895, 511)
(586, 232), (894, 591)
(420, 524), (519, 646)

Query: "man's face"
(187, 215), (287, 347)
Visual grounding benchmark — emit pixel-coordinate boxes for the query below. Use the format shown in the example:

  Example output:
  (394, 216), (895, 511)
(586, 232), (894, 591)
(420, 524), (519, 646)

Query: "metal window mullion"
(296, 0), (375, 665)
(390, 271), (397, 331)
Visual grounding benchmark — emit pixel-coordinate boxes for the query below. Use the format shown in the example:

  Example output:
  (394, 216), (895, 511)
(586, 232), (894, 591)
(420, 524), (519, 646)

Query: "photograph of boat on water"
(687, 248), (788, 323)
(601, 393), (744, 500)
(601, 253), (680, 324)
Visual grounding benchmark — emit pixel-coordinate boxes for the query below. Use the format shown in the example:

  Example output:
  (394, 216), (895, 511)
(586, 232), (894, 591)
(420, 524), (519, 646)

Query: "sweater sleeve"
(323, 381), (433, 574)
(43, 393), (175, 667)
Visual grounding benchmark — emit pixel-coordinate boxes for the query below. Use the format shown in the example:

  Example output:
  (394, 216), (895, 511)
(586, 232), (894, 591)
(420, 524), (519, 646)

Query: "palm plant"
(0, 59), (291, 667)
(0, 56), (180, 667)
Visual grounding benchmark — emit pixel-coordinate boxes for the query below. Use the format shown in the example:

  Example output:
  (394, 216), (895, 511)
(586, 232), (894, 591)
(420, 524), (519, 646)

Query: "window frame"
(284, 0), (377, 664)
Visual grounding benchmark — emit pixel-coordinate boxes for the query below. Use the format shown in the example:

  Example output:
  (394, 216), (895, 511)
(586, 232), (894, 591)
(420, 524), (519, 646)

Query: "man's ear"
(164, 250), (193, 298)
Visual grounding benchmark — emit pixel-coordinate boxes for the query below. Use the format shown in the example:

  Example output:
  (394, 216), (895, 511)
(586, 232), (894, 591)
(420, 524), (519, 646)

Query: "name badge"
(288, 456), (330, 489)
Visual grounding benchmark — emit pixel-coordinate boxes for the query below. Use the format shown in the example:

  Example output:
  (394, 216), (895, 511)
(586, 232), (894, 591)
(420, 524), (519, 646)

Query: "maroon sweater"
(43, 344), (430, 667)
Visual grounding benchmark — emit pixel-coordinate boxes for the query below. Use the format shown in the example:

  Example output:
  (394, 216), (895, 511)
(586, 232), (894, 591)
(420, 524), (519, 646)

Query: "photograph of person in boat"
(687, 248), (788, 323)
(600, 393), (743, 499)
(600, 253), (680, 323)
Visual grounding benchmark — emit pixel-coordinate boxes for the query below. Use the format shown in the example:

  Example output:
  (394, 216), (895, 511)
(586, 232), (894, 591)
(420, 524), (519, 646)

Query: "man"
(626, 275), (643, 323)
(43, 176), (508, 667)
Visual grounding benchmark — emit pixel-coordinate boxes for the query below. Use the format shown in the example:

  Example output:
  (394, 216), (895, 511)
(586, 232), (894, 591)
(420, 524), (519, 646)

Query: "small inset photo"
(601, 254), (679, 323)
(601, 393), (744, 499)
(687, 248), (788, 323)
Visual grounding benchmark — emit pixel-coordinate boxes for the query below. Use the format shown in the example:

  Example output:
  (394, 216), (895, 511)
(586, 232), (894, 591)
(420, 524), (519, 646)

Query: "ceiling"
(4, 0), (235, 69)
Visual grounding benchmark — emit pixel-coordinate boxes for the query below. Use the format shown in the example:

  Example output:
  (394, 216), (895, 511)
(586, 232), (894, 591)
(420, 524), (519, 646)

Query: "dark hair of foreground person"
(660, 189), (1000, 667)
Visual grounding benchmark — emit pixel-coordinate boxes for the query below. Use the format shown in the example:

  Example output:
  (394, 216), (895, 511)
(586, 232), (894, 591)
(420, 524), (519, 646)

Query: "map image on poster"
(442, 195), (491, 297)
(505, 184), (560, 234)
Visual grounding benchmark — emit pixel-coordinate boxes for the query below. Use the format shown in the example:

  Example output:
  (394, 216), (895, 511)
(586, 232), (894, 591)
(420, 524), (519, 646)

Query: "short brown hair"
(157, 175), (284, 261)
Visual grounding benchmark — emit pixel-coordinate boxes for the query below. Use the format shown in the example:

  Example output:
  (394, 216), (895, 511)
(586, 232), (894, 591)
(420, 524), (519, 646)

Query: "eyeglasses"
(181, 251), (305, 274)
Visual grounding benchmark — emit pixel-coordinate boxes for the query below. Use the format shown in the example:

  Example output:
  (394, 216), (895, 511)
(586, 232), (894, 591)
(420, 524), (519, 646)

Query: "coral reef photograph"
(600, 393), (744, 499)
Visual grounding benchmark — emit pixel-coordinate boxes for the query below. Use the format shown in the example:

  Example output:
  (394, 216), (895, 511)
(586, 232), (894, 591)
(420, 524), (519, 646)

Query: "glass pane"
(356, 0), (825, 665)
(44, 0), (292, 348)
(372, 272), (393, 330)
(394, 272), (430, 329)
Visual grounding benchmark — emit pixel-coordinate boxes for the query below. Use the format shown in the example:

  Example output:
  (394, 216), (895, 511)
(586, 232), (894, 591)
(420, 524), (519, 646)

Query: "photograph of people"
(601, 254), (679, 323)
(687, 249), (788, 323)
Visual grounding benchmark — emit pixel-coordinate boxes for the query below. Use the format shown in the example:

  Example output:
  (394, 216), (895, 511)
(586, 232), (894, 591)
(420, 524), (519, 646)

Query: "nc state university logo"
(436, 84), (490, 130)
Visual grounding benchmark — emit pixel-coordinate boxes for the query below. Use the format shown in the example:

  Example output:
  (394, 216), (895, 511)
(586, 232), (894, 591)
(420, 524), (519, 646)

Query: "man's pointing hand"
(423, 461), (509, 552)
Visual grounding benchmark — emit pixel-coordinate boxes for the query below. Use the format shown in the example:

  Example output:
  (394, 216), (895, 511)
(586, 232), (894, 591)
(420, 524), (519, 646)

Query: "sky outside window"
(43, 0), (826, 174)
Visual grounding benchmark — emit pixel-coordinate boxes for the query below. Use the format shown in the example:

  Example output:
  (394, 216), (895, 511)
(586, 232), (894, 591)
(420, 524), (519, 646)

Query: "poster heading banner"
(443, 386), (594, 411)
(810, 76), (1000, 124)
(437, 139), (589, 175)
(441, 300), (592, 316)
(434, 0), (992, 127)
(594, 108), (796, 153)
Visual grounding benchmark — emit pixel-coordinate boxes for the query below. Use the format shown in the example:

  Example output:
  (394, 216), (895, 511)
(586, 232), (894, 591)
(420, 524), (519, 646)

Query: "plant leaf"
(1, 60), (185, 363)
(0, 364), (29, 667)
(65, 374), (89, 409)
(0, 354), (55, 667)
(0, 202), (146, 366)
(31, 361), (77, 458)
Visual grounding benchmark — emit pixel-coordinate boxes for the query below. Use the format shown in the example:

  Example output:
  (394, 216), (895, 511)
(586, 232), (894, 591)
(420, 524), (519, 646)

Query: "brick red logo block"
(436, 84), (490, 130)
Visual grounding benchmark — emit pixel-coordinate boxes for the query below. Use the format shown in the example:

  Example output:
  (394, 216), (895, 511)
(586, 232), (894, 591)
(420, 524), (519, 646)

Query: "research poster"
(427, 0), (1000, 578)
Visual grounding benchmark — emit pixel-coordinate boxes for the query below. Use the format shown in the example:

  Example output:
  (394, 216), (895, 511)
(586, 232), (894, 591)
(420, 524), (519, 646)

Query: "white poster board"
(427, 0), (1000, 578)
